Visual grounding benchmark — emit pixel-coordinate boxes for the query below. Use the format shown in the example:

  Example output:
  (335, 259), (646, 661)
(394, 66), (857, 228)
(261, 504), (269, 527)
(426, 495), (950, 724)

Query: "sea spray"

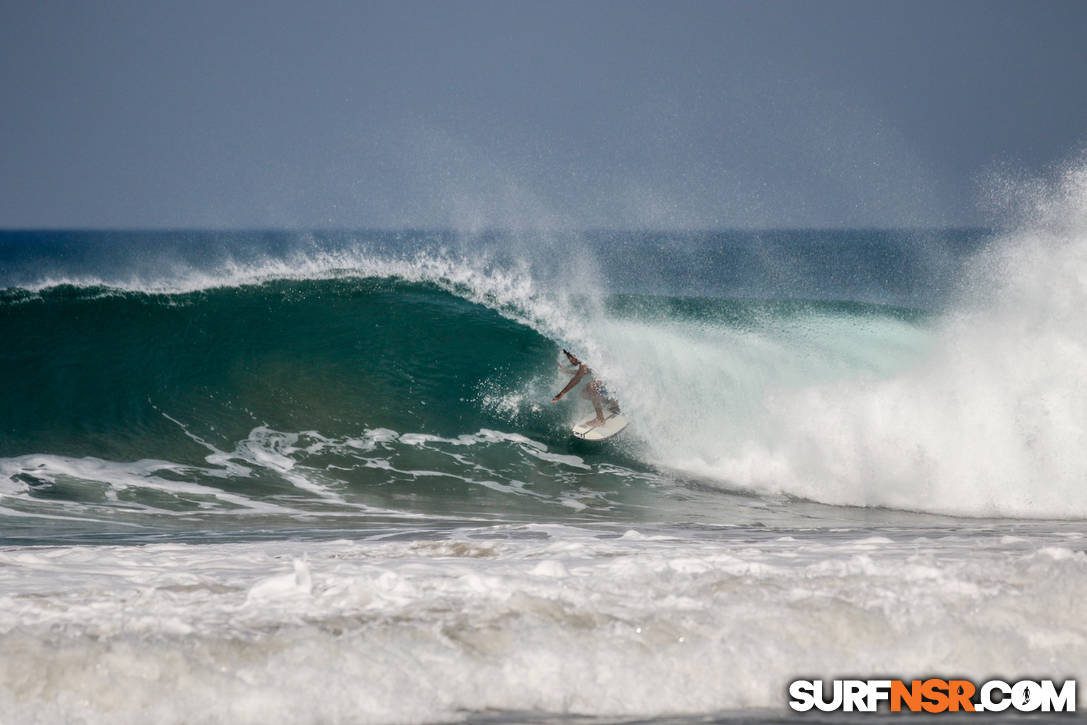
(661, 165), (1087, 516)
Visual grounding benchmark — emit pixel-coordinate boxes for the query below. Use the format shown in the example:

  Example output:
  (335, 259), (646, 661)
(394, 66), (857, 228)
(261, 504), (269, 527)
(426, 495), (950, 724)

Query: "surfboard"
(571, 411), (628, 441)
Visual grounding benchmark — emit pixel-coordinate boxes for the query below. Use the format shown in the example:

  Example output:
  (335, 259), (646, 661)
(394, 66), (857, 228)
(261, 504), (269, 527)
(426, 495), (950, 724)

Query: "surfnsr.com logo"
(788, 679), (1076, 713)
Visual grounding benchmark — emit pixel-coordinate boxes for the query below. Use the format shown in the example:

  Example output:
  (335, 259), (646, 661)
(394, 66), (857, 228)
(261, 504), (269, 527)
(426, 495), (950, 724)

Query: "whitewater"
(1, 165), (1086, 723)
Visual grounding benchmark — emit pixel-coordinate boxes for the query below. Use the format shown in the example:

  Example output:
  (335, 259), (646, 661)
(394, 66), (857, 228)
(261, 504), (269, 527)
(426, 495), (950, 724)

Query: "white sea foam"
(0, 454), (292, 514)
(0, 526), (1083, 723)
(585, 165), (1087, 519)
(0, 424), (603, 525)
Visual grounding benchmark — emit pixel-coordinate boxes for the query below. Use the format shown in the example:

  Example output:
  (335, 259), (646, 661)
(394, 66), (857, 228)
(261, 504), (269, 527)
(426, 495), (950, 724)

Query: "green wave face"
(0, 279), (562, 460)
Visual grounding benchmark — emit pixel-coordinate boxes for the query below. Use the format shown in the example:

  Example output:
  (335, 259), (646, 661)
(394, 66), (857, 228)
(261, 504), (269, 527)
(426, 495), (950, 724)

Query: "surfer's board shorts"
(588, 381), (613, 400)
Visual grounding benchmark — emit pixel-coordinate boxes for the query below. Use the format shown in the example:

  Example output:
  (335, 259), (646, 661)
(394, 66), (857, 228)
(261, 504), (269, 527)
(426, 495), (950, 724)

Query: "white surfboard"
(571, 411), (628, 441)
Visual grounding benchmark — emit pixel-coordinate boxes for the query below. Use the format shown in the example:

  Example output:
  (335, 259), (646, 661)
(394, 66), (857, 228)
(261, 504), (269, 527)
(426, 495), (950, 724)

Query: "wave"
(2, 201), (1085, 520)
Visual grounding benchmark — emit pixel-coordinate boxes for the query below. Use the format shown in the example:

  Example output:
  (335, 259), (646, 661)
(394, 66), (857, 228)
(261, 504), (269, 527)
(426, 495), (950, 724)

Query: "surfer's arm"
(552, 366), (587, 401)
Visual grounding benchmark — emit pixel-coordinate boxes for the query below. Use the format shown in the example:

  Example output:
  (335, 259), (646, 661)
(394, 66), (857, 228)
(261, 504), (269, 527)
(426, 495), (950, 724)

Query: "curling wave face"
(1, 204), (1085, 522)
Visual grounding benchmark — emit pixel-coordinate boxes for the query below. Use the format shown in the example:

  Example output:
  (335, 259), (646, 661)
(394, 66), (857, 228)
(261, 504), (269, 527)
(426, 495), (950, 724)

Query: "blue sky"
(2, 0), (1085, 229)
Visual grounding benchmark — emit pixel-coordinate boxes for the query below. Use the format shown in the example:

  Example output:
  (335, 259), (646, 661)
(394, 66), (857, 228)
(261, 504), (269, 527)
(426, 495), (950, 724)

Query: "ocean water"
(2, 173), (1087, 723)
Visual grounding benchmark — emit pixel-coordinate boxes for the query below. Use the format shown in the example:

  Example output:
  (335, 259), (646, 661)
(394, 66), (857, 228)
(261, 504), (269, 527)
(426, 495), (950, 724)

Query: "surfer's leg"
(585, 383), (606, 426)
(588, 399), (605, 426)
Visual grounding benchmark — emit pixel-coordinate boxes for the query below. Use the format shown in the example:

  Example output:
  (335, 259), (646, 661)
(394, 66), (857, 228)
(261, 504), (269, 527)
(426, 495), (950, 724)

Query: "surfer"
(552, 350), (620, 427)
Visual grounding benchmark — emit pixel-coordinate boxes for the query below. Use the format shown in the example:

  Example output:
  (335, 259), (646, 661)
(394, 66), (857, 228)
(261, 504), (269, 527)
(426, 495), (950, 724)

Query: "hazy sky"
(2, 0), (1085, 229)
